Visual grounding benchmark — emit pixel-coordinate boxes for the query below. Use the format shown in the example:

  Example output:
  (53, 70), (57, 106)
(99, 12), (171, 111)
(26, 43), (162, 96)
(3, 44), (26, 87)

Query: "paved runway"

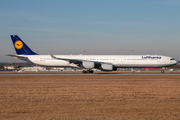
(0, 71), (180, 76)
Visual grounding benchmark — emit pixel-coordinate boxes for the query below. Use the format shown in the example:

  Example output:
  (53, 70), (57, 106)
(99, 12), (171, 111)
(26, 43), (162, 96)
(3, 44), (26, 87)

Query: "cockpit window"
(170, 58), (175, 60)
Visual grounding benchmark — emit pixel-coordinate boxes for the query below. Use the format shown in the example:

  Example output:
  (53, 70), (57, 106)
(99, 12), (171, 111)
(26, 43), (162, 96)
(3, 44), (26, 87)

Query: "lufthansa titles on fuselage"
(142, 56), (161, 59)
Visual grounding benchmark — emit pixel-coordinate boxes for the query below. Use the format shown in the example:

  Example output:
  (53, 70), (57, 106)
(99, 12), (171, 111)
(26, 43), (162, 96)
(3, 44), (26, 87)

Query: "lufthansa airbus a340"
(6, 35), (177, 73)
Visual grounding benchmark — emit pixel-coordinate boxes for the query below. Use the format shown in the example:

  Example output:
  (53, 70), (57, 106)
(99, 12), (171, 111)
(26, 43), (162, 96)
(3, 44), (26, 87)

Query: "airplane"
(5, 35), (177, 73)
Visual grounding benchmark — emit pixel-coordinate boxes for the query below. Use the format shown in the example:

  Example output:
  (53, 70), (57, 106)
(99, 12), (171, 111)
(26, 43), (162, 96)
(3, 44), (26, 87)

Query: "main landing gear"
(82, 69), (94, 74)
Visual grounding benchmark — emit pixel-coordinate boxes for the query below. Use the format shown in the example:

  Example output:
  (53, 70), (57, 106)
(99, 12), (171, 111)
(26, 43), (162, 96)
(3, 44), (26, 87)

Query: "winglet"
(50, 55), (59, 60)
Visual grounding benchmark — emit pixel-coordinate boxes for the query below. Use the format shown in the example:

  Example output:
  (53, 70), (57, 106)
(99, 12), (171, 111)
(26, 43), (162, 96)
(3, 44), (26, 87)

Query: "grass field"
(0, 75), (180, 119)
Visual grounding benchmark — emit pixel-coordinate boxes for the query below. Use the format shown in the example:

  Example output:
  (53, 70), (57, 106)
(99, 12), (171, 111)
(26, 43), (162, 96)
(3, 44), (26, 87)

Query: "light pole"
(83, 50), (86, 55)
(36, 51), (39, 72)
(131, 50), (134, 55)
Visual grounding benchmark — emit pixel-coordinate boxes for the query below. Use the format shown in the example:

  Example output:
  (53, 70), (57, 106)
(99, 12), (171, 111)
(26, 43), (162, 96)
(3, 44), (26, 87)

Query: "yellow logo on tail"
(14, 40), (23, 49)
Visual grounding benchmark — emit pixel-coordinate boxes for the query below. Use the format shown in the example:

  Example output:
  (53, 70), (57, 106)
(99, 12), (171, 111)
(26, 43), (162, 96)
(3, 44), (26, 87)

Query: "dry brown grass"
(0, 75), (180, 120)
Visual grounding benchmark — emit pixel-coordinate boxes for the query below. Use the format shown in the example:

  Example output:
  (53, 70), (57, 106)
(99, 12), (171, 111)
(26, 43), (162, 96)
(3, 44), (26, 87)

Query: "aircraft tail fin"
(10, 35), (38, 55)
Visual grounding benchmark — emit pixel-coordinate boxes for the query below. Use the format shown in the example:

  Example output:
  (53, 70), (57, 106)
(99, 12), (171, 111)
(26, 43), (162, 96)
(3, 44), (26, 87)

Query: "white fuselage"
(20, 55), (177, 68)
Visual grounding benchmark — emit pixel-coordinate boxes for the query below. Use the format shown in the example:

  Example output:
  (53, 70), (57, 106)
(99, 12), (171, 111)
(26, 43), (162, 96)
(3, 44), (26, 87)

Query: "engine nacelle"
(101, 64), (117, 71)
(82, 61), (95, 69)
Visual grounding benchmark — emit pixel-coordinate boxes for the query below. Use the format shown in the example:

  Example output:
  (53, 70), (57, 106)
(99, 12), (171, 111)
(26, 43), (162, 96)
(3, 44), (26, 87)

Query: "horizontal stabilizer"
(5, 54), (31, 62)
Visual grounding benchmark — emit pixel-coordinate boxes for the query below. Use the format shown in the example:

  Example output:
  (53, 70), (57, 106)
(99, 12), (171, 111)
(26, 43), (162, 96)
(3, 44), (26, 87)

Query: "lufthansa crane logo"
(14, 40), (23, 49)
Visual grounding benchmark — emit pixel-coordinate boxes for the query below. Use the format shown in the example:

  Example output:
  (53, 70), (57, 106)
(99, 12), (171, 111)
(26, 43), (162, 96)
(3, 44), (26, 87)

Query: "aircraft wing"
(50, 55), (83, 64)
(50, 55), (112, 66)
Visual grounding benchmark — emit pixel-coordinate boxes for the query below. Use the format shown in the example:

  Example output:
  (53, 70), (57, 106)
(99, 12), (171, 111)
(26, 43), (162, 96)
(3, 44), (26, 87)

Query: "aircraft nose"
(174, 60), (178, 64)
(175, 60), (178, 64)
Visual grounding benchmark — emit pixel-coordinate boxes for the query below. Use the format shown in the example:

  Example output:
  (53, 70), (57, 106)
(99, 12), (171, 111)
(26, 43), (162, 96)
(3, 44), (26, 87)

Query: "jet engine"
(82, 61), (95, 69)
(101, 64), (117, 71)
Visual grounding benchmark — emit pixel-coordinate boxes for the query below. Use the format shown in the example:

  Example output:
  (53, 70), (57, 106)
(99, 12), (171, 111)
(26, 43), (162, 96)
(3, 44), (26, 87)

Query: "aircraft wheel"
(82, 70), (86, 74)
(90, 70), (93, 73)
(82, 70), (93, 74)
(87, 70), (90, 73)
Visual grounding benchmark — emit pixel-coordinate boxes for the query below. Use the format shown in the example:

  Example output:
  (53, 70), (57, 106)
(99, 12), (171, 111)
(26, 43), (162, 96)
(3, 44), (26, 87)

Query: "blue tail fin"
(10, 35), (38, 55)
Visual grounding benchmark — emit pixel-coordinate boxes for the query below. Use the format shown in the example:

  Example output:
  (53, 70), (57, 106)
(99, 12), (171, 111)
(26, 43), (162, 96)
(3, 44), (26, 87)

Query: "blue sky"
(0, 0), (180, 62)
